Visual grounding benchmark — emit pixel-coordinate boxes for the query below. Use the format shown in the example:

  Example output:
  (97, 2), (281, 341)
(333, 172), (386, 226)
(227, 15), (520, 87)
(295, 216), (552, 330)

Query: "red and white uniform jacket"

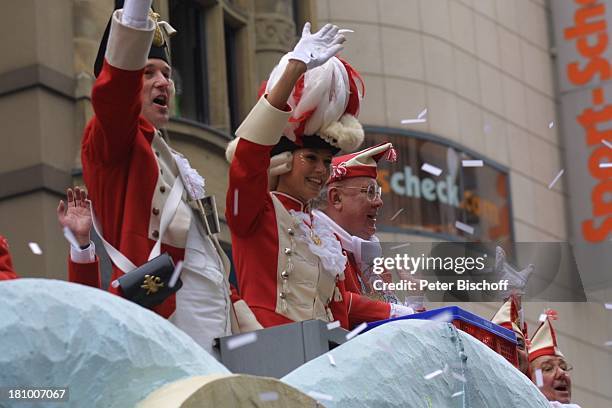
(226, 97), (350, 329)
(0, 235), (18, 281)
(74, 10), (235, 349)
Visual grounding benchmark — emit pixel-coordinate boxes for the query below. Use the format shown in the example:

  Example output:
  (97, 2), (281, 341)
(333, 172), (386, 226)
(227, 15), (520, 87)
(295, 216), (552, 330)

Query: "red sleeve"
(0, 236), (18, 280)
(347, 292), (391, 329)
(84, 61), (144, 166)
(68, 256), (101, 288)
(226, 138), (274, 237)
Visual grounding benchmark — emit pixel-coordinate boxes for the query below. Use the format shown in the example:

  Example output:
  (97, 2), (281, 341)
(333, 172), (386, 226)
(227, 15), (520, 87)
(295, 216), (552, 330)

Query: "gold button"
(160, 186), (166, 193)
(284, 248), (292, 255)
(281, 270), (289, 279)
(279, 292), (286, 299)
(155, 151), (160, 157)
(152, 230), (159, 238)
(287, 228), (294, 236)
(152, 208), (160, 216)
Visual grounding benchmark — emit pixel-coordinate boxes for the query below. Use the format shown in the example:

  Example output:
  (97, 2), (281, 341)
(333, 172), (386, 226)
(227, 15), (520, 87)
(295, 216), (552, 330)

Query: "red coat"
(68, 257), (100, 288)
(226, 119), (349, 329)
(0, 235), (18, 281)
(344, 252), (391, 328)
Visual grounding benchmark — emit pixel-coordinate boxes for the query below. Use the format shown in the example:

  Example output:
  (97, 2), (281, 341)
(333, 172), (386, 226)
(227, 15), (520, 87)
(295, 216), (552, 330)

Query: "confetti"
(227, 332), (258, 350)
(600, 163), (612, 168)
(401, 118), (427, 125)
(538, 313), (547, 322)
(168, 260), (183, 288)
(430, 310), (454, 323)
(233, 189), (239, 216)
(462, 160), (483, 167)
(417, 108), (428, 119)
(455, 221), (474, 235)
(111, 280), (120, 289)
(605, 303), (612, 310)
(346, 322), (367, 340)
(390, 242), (411, 250)
(307, 391), (334, 402)
(535, 368), (544, 387)
(259, 391), (279, 401)
(603, 139), (612, 149)
(327, 354), (337, 366)
(338, 29), (354, 33)
(421, 163), (442, 176)
(28, 242), (42, 255)
(389, 208), (404, 221)
(548, 121), (554, 129)
(548, 169), (564, 189)
(424, 369), (444, 380)
(452, 372), (466, 382)
(451, 391), (464, 398)
(484, 123), (492, 134)
(326, 320), (341, 330)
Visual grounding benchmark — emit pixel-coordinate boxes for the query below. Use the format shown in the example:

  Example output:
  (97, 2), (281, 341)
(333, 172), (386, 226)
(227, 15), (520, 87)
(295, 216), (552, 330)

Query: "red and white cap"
(327, 142), (397, 184)
(491, 295), (525, 342)
(528, 316), (564, 362)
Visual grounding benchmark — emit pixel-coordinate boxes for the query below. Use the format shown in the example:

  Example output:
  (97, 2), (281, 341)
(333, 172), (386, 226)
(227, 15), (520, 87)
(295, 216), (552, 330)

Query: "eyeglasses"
(335, 184), (382, 202)
(539, 362), (573, 374)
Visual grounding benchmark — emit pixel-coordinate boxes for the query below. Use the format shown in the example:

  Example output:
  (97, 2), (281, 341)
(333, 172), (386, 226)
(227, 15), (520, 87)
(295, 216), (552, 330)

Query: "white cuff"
(70, 241), (96, 264)
(236, 95), (292, 146)
(121, 0), (152, 29)
(106, 10), (155, 72)
(389, 303), (414, 318)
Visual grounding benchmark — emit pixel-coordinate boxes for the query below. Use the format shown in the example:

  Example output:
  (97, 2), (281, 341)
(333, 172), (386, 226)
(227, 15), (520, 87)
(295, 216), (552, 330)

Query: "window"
(224, 20), (240, 133)
(169, 0), (209, 123)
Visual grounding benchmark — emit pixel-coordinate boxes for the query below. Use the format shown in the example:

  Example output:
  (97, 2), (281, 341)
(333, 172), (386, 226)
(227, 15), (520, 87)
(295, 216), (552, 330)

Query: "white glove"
(122, 0), (152, 29)
(287, 22), (345, 70)
(389, 303), (415, 318)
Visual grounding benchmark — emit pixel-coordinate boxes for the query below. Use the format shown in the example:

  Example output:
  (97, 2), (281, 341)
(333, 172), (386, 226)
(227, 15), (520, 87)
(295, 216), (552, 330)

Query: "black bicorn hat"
(93, 0), (176, 77)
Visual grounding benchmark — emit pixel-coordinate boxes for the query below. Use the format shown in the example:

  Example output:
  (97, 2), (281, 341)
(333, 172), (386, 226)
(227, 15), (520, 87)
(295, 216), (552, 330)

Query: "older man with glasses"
(313, 143), (414, 328)
(529, 315), (581, 407)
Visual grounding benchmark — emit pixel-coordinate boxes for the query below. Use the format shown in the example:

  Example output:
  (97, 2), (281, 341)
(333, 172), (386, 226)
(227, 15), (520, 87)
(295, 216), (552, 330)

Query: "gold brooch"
(141, 275), (164, 295)
(310, 231), (321, 246)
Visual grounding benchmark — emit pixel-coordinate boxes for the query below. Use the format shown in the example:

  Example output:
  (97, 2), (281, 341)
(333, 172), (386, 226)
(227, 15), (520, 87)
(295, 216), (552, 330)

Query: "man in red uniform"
(225, 24), (364, 329)
(73, 0), (235, 353)
(491, 295), (530, 376)
(313, 143), (414, 328)
(0, 235), (18, 281)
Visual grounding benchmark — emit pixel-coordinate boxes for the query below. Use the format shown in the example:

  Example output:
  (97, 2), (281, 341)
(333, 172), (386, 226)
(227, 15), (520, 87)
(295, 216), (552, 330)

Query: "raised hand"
(287, 22), (346, 70)
(57, 187), (92, 247)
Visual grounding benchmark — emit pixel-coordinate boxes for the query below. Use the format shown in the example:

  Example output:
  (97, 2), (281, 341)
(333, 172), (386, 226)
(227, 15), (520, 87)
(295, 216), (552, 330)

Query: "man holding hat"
(74, 0), (235, 354)
(225, 24), (364, 329)
(312, 143), (415, 327)
(529, 315), (581, 407)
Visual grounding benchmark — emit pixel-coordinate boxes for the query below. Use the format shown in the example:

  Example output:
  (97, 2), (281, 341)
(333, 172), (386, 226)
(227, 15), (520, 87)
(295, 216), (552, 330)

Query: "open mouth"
(367, 214), (377, 222)
(554, 384), (568, 392)
(153, 95), (167, 107)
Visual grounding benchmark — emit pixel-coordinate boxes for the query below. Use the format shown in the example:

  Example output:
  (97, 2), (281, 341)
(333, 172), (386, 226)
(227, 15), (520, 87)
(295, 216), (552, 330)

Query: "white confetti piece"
(430, 310), (454, 323)
(389, 208), (404, 221)
(326, 320), (341, 330)
(462, 160), (483, 167)
(605, 341), (612, 347)
(111, 280), (120, 289)
(599, 162), (612, 168)
(401, 118), (427, 124)
(548, 169), (564, 189)
(390, 242), (411, 250)
(605, 303), (612, 310)
(62, 227), (81, 249)
(452, 372), (466, 382)
(327, 354), (336, 366)
(535, 368), (544, 387)
(538, 313), (547, 322)
(603, 139), (612, 149)
(424, 369), (444, 380)
(338, 29), (354, 33)
(451, 391), (464, 398)
(233, 189), (239, 216)
(484, 123), (492, 134)
(259, 391), (279, 401)
(421, 163), (442, 176)
(346, 322), (367, 340)
(455, 221), (474, 235)
(28, 242), (42, 255)
(169, 260), (183, 288)
(417, 108), (428, 119)
(548, 121), (554, 129)
(307, 391), (334, 401)
(227, 332), (258, 350)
